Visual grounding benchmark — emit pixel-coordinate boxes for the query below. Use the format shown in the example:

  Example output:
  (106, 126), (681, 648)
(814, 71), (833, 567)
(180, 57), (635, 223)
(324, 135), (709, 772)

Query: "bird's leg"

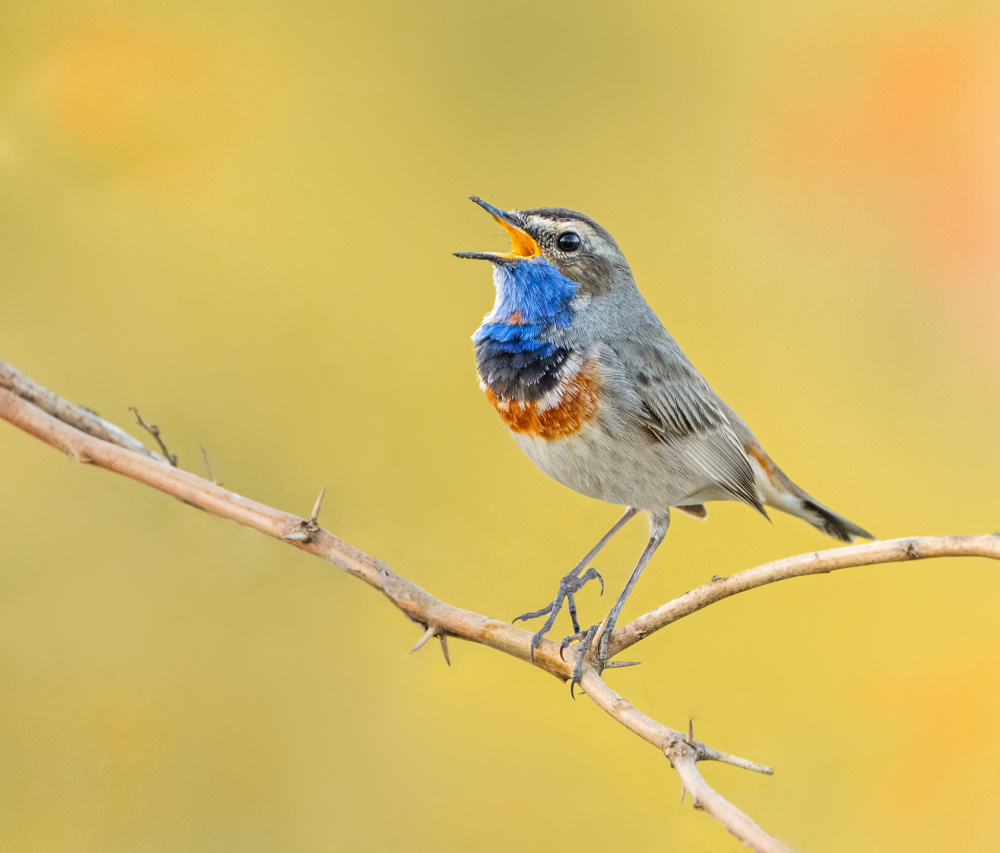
(596, 525), (666, 662)
(513, 507), (638, 662)
(564, 514), (670, 693)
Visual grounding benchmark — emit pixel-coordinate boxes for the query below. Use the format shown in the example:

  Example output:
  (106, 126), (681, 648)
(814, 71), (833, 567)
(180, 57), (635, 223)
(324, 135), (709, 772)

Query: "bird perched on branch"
(456, 197), (872, 686)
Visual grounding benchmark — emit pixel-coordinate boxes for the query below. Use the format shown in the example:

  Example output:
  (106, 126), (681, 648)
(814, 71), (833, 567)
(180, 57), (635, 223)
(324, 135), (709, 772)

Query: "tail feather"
(797, 497), (874, 543)
(744, 441), (874, 543)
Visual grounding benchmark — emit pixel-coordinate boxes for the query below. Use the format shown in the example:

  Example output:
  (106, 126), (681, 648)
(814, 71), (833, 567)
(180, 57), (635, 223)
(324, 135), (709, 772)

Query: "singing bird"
(456, 197), (872, 682)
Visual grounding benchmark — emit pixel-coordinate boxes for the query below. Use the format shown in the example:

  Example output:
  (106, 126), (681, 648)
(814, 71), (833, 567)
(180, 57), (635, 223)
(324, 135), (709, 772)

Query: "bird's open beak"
(454, 196), (542, 264)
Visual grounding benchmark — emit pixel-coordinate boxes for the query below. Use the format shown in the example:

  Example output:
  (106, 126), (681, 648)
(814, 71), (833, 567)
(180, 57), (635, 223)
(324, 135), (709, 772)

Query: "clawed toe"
(561, 623), (639, 694)
(567, 625), (601, 698)
(512, 565), (606, 663)
(512, 604), (554, 624)
(574, 566), (604, 596)
(558, 629), (587, 660)
(509, 507), (655, 686)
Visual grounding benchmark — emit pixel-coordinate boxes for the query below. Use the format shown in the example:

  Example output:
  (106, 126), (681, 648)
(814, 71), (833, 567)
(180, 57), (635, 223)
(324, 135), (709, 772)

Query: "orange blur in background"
(1, 3), (998, 852)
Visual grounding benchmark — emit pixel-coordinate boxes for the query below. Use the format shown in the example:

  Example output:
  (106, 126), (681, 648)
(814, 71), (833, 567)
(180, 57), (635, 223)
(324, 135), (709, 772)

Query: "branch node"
(281, 530), (310, 542)
(64, 444), (95, 464)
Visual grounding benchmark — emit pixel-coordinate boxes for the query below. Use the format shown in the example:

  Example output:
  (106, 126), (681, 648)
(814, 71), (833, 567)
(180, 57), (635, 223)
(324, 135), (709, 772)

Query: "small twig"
(667, 744), (794, 853)
(129, 407), (178, 467)
(200, 446), (217, 484)
(698, 743), (774, 776)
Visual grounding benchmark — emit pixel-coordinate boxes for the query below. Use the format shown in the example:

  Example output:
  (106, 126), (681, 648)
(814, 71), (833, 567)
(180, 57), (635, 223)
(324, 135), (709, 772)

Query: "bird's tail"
(744, 443), (874, 543)
(786, 493), (874, 543)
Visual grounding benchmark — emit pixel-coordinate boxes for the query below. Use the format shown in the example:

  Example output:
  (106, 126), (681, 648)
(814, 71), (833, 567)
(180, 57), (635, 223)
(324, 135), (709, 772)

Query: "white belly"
(510, 420), (733, 513)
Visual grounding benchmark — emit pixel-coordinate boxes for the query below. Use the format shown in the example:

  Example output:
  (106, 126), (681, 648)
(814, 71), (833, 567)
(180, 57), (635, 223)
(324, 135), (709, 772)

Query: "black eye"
(557, 231), (581, 252)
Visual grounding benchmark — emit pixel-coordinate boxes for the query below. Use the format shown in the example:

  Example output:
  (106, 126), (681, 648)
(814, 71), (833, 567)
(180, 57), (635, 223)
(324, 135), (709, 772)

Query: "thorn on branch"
(411, 625), (451, 666)
(411, 626), (436, 653)
(281, 530), (310, 542)
(687, 719), (694, 746)
(310, 486), (326, 524)
(280, 486), (327, 544)
(129, 407), (178, 466)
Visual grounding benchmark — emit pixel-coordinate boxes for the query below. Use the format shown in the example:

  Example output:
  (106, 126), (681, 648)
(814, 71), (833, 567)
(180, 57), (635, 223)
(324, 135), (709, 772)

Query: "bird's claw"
(567, 625), (601, 698)
(561, 622), (639, 693)
(513, 566), (605, 663)
(558, 630), (586, 661)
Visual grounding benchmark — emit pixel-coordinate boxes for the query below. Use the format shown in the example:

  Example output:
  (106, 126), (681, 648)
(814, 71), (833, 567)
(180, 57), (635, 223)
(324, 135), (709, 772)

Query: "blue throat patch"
(472, 259), (579, 402)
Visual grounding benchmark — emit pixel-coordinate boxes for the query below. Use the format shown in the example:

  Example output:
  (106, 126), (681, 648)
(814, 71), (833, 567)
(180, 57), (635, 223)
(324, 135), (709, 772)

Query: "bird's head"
(455, 197), (633, 301)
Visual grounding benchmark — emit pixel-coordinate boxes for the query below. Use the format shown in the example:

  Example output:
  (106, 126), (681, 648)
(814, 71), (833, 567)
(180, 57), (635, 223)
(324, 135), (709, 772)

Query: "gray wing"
(609, 339), (766, 515)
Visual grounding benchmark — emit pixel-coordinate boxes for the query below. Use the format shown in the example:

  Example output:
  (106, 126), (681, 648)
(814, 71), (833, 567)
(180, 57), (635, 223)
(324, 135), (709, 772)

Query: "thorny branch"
(1, 358), (998, 853)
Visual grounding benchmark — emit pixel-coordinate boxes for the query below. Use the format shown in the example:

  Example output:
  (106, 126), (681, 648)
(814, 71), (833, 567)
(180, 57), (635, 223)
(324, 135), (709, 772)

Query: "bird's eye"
(557, 231), (581, 252)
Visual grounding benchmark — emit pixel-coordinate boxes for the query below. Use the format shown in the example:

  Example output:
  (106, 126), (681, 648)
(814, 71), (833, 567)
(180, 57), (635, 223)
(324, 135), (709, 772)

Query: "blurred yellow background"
(2, 1), (999, 850)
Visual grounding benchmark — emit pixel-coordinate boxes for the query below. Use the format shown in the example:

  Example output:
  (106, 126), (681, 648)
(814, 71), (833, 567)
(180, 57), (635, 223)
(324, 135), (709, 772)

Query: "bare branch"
(0, 381), (570, 678)
(579, 670), (790, 852)
(608, 535), (1000, 657)
(2, 357), (998, 852)
(0, 360), (164, 461)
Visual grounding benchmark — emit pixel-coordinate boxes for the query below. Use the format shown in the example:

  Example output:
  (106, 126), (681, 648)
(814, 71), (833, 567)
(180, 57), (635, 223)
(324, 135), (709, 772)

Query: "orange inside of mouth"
(491, 214), (541, 259)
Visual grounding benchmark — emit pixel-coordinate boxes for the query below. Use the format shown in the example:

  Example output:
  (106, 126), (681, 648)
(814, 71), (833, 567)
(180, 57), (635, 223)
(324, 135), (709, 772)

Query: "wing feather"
(611, 340), (766, 514)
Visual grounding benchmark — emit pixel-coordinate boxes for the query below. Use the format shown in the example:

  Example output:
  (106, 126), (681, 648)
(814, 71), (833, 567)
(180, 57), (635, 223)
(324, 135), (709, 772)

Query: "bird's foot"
(513, 566), (604, 662)
(559, 621), (641, 697)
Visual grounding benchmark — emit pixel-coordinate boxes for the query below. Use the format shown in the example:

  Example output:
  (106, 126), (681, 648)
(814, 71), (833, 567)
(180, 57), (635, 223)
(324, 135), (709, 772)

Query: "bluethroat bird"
(456, 197), (873, 684)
